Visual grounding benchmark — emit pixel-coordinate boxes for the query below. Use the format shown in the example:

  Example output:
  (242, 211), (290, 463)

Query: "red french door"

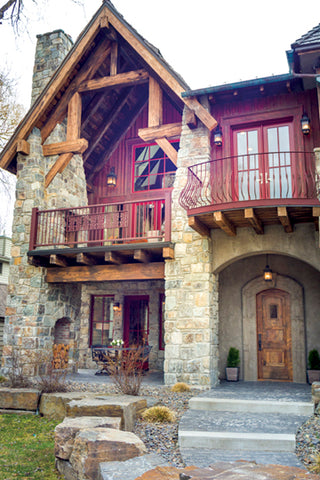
(123, 296), (149, 347)
(233, 123), (293, 202)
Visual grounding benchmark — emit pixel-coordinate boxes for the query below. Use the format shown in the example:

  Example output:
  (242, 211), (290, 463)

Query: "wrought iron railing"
(29, 192), (171, 250)
(179, 151), (318, 211)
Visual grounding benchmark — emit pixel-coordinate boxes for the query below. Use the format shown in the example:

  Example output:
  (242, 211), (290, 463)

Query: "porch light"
(113, 302), (121, 312)
(263, 255), (273, 282)
(214, 125), (223, 146)
(107, 167), (117, 187)
(301, 113), (311, 135)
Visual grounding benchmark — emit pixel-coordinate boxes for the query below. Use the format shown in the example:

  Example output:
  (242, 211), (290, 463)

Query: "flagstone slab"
(0, 387), (40, 411)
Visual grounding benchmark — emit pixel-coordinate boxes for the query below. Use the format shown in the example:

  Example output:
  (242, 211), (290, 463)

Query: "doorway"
(123, 295), (149, 347)
(256, 288), (292, 381)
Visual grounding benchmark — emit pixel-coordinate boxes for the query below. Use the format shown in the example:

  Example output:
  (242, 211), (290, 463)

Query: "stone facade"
(164, 102), (219, 387)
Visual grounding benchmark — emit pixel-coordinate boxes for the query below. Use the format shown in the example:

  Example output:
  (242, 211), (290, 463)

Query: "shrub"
(308, 349), (320, 370)
(0, 375), (7, 383)
(171, 382), (191, 392)
(106, 346), (150, 396)
(34, 348), (69, 393)
(142, 406), (176, 423)
(310, 453), (320, 473)
(227, 347), (240, 368)
(5, 346), (32, 388)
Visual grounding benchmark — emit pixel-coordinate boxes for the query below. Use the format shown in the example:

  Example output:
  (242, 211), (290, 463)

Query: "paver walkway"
(179, 381), (313, 469)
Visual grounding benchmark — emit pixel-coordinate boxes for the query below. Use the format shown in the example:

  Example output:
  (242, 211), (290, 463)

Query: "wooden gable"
(0, 0), (217, 189)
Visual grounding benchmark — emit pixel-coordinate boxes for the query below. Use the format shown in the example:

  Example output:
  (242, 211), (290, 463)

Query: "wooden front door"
(256, 289), (292, 381)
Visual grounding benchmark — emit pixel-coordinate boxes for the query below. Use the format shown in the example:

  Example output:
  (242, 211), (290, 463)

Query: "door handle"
(258, 334), (262, 351)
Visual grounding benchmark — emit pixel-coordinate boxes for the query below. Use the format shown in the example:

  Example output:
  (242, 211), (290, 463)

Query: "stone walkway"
(179, 381), (313, 469)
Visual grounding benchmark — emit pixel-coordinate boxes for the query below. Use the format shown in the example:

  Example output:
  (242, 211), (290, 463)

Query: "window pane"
(135, 146), (149, 162)
(135, 161), (149, 177)
(149, 145), (163, 160)
(91, 296), (114, 346)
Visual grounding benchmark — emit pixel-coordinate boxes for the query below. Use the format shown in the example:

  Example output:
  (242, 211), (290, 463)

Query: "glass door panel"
(266, 126), (292, 199)
(236, 129), (261, 200)
(90, 296), (114, 346)
(123, 296), (149, 347)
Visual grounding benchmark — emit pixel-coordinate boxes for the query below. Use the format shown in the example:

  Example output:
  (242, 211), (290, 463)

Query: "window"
(90, 296), (114, 346)
(133, 141), (178, 192)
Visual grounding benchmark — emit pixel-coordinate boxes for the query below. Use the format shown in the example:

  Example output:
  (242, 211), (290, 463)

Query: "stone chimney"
(31, 29), (73, 106)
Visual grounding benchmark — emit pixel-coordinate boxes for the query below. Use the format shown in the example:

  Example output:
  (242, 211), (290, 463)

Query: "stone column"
(164, 101), (219, 387)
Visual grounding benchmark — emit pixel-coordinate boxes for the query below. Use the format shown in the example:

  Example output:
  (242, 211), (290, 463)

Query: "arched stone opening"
(53, 317), (71, 345)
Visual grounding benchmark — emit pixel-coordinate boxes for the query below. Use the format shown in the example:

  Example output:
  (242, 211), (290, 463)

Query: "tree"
(0, 0), (83, 29)
(0, 69), (23, 235)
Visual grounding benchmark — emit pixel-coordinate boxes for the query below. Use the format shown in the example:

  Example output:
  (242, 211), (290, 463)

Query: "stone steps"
(179, 394), (313, 467)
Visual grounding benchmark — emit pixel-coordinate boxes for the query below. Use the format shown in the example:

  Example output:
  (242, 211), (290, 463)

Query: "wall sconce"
(263, 255), (273, 282)
(301, 113), (311, 135)
(213, 125), (223, 146)
(113, 302), (121, 312)
(107, 166), (117, 187)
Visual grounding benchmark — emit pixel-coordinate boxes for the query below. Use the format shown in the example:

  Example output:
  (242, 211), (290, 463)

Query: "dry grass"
(171, 382), (191, 392)
(142, 405), (176, 423)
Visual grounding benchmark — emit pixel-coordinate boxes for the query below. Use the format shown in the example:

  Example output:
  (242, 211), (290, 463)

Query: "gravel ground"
(64, 380), (320, 473)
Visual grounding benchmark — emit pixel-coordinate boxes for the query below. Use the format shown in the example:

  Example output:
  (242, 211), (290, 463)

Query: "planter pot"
(226, 367), (239, 382)
(307, 369), (320, 384)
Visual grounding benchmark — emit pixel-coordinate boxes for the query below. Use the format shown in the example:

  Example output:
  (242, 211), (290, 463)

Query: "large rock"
(66, 395), (147, 431)
(311, 381), (320, 406)
(55, 416), (122, 460)
(0, 388), (40, 411)
(69, 428), (147, 480)
(39, 392), (92, 419)
(98, 453), (169, 480)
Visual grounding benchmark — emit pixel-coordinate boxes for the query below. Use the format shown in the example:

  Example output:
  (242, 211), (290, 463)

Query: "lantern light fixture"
(263, 255), (273, 282)
(113, 302), (121, 312)
(301, 112), (311, 135)
(107, 166), (117, 187)
(213, 125), (223, 146)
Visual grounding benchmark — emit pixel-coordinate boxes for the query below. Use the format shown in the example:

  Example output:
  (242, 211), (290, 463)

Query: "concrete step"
(189, 397), (314, 416)
(179, 430), (296, 452)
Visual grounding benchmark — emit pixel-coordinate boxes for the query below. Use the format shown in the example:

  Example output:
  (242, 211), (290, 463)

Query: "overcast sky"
(1, 0), (320, 233)
(1, 0), (320, 109)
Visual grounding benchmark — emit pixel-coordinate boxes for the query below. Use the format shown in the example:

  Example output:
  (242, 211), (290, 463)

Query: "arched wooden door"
(256, 289), (292, 381)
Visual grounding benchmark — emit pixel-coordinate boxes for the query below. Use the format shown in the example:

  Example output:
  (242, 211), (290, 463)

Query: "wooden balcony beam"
(138, 122), (182, 142)
(105, 251), (124, 265)
(188, 216), (210, 237)
(78, 69), (149, 93)
(244, 208), (264, 235)
(42, 139), (88, 157)
(46, 263), (165, 283)
(162, 247), (174, 259)
(277, 207), (293, 233)
(50, 254), (69, 267)
(134, 249), (151, 263)
(213, 211), (236, 236)
(76, 253), (97, 266)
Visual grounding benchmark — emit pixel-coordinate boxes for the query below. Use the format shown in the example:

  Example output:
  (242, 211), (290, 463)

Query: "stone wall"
(164, 101), (219, 387)
(3, 30), (86, 373)
(78, 281), (165, 370)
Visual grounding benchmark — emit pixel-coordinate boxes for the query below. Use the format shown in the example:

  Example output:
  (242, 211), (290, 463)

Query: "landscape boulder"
(55, 416), (121, 460)
(0, 387), (40, 411)
(40, 392), (91, 419)
(98, 453), (169, 480)
(69, 428), (147, 480)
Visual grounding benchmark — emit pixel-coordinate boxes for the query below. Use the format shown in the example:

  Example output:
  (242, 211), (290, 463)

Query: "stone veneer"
(164, 101), (219, 387)
(3, 31), (87, 373)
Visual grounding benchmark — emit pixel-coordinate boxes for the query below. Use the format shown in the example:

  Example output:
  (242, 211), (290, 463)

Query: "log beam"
(185, 108), (197, 129)
(134, 249), (151, 263)
(313, 206), (320, 232)
(148, 77), (162, 127)
(78, 69), (149, 93)
(110, 41), (118, 76)
(46, 262), (165, 283)
(42, 139), (88, 156)
(155, 138), (178, 166)
(244, 208), (264, 234)
(16, 139), (30, 155)
(213, 211), (236, 236)
(188, 216), (210, 237)
(277, 207), (293, 233)
(76, 253), (97, 265)
(45, 153), (73, 188)
(50, 254), (69, 267)
(162, 247), (174, 259)
(105, 251), (124, 265)
(138, 123), (182, 142)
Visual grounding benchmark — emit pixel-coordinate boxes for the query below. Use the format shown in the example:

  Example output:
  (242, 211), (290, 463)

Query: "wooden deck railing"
(179, 151), (319, 211)
(29, 192), (171, 250)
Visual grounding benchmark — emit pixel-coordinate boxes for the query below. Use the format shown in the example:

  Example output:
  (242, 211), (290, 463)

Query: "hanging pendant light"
(263, 254), (273, 282)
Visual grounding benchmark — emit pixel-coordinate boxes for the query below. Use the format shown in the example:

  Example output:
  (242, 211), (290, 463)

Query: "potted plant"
(307, 349), (320, 384)
(226, 347), (240, 381)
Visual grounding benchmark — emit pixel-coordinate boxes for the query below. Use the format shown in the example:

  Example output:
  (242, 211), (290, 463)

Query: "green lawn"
(0, 414), (61, 480)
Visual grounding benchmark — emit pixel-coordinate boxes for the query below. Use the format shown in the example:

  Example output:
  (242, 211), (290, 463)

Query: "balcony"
(180, 151), (320, 236)
(28, 192), (174, 269)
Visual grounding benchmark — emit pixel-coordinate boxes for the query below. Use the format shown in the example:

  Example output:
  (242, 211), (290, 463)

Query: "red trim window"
(159, 293), (165, 351)
(90, 295), (114, 347)
(132, 141), (178, 192)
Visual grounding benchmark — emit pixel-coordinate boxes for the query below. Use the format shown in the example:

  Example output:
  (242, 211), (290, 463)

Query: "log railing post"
(29, 207), (39, 251)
